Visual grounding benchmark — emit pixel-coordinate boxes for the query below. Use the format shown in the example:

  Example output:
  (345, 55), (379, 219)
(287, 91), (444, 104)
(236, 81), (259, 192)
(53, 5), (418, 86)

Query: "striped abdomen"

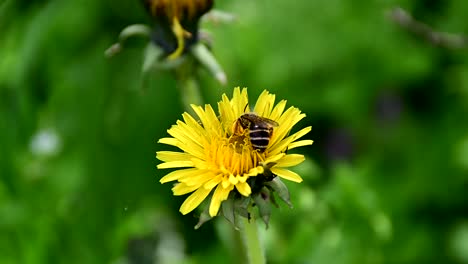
(248, 125), (273, 152)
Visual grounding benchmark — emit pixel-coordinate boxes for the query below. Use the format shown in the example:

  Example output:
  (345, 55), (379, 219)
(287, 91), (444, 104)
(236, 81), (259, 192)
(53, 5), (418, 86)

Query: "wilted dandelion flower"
(142, 0), (214, 59)
(156, 88), (312, 220)
(106, 0), (228, 88)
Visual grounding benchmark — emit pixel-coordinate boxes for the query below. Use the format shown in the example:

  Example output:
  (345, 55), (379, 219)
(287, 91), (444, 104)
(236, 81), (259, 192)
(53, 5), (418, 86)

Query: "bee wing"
(264, 117), (279, 127)
(242, 113), (279, 127)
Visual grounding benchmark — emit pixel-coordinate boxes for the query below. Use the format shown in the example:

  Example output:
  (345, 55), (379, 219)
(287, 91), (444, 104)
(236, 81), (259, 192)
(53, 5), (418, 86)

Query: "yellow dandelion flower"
(156, 87), (313, 217)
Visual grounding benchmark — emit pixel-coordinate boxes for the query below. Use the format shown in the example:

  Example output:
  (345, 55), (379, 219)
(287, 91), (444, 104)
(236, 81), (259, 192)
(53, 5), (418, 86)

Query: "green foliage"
(1, 0), (468, 263)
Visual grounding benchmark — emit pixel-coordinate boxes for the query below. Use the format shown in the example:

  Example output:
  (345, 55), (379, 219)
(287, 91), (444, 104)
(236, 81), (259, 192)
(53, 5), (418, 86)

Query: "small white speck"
(30, 128), (61, 157)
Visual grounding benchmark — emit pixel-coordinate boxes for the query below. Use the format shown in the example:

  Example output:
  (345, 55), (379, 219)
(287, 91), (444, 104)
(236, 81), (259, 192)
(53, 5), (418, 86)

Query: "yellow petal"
(275, 154), (305, 168)
(221, 178), (230, 188)
(167, 126), (205, 158)
(277, 107), (304, 127)
(174, 120), (206, 146)
(203, 175), (222, 189)
(268, 100), (287, 121)
(157, 160), (194, 169)
(254, 90), (275, 117)
(263, 153), (285, 165)
(191, 104), (221, 136)
(235, 181), (252, 196)
(245, 166), (264, 176)
(159, 135), (205, 159)
(179, 186), (212, 215)
(229, 174), (238, 185)
(287, 139), (314, 150)
(172, 183), (201, 195)
(181, 171), (216, 186)
(191, 104), (209, 129)
(209, 184), (233, 217)
(270, 107), (305, 147)
(181, 113), (210, 146)
(237, 174), (249, 183)
(204, 104), (222, 134)
(269, 126), (312, 156)
(156, 151), (193, 163)
(218, 96), (235, 131)
(160, 168), (199, 183)
(271, 167), (303, 183)
(182, 112), (204, 132)
(191, 158), (210, 170)
(158, 137), (179, 146)
(232, 87), (249, 116)
(272, 107), (305, 139)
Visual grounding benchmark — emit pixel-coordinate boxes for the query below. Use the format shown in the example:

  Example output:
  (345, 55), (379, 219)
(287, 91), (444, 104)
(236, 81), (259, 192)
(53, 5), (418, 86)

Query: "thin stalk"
(175, 56), (203, 113)
(178, 76), (203, 113)
(239, 217), (265, 264)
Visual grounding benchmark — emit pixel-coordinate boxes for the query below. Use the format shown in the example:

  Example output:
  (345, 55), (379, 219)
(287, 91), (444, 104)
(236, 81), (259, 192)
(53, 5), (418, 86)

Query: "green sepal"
(142, 43), (164, 75)
(220, 194), (252, 230)
(221, 196), (238, 230)
(105, 24), (151, 58)
(190, 43), (226, 85)
(234, 196), (251, 219)
(194, 198), (214, 230)
(253, 188), (272, 228)
(265, 177), (293, 208)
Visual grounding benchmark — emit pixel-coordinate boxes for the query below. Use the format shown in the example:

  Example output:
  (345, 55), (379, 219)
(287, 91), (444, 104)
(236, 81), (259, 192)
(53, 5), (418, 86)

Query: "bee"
(233, 113), (279, 152)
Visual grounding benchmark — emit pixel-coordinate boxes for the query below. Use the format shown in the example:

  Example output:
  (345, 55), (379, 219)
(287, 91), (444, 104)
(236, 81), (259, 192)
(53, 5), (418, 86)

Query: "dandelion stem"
(240, 217), (265, 264)
(178, 76), (203, 113)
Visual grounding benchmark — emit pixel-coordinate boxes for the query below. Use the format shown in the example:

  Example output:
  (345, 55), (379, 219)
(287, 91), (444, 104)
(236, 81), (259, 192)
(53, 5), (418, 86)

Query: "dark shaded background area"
(1, 0), (468, 263)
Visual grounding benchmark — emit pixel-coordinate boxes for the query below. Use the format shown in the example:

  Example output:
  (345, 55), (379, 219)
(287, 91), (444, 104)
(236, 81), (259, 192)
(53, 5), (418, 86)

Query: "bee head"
(238, 115), (253, 129)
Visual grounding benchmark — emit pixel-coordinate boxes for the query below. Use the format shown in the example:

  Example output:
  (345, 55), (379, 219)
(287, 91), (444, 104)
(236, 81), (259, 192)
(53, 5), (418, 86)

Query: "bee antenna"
(243, 103), (249, 113)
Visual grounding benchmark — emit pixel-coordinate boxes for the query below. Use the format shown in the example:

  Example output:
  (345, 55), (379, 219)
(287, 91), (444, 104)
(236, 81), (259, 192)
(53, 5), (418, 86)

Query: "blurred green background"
(2, 0), (468, 263)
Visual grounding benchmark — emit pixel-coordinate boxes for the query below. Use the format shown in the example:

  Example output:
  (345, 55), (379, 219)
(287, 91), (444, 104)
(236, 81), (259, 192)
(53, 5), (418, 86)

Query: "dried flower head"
(156, 88), (312, 225)
(142, 0), (214, 59)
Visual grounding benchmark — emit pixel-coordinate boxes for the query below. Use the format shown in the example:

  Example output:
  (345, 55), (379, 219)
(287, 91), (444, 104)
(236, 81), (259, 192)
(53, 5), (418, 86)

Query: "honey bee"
(233, 113), (279, 152)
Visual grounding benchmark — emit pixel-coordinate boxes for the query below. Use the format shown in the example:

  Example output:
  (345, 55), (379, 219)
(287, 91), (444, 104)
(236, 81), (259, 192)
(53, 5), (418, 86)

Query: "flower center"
(228, 132), (249, 154)
(205, 135), (263, 178)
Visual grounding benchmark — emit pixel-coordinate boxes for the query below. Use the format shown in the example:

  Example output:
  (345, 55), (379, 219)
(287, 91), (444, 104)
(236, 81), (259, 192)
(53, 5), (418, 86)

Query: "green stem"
(177, 76), (203, 113)
(240, 217), (265, 264)
(175, 55), (203, 113)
